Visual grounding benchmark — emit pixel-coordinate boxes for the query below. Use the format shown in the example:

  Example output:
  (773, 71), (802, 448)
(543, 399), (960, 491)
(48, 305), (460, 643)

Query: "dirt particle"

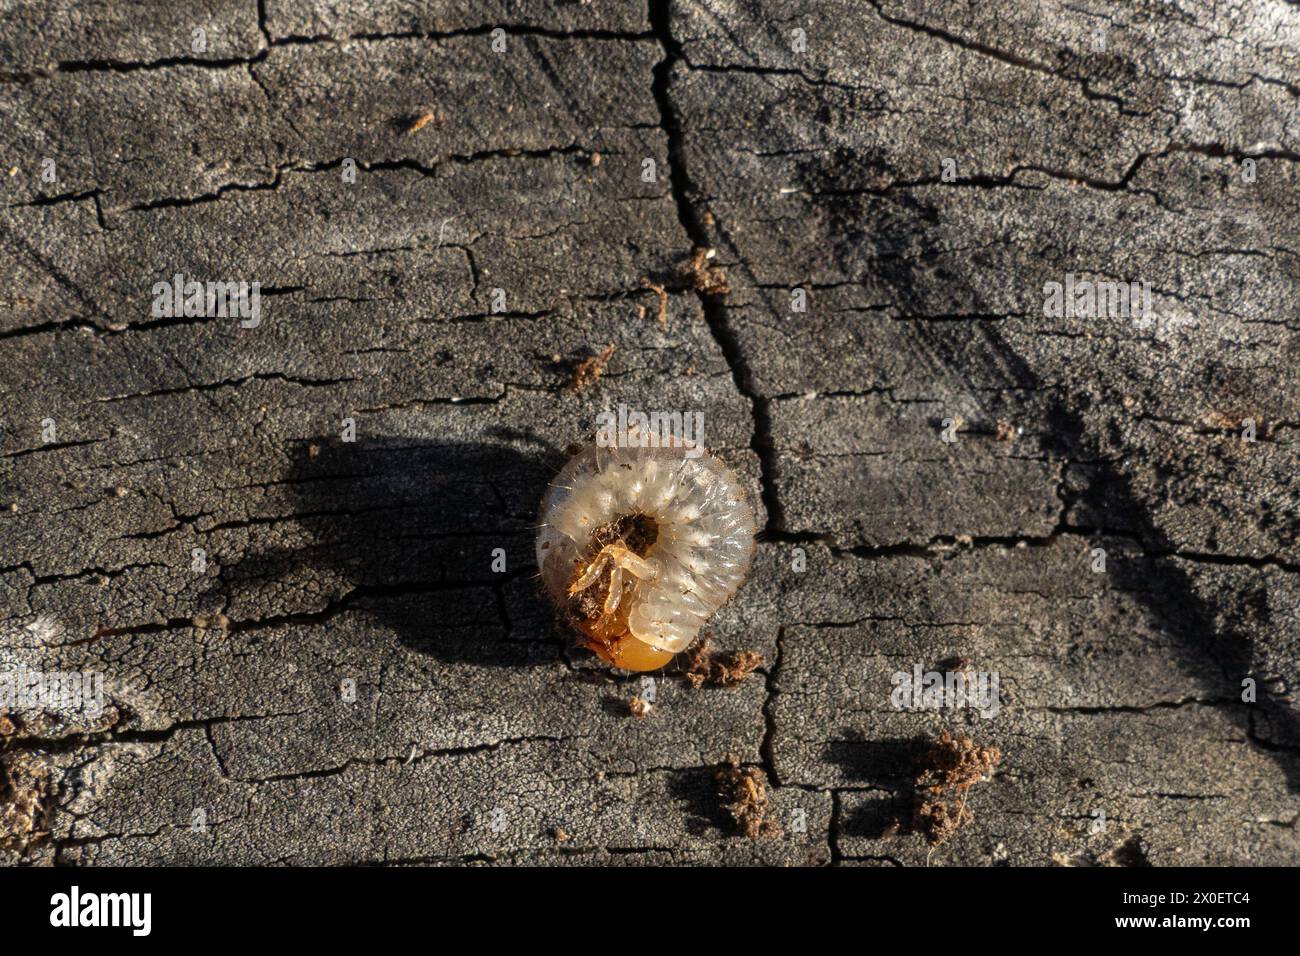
(405, 107), (443, 135)
(683, 635), (764, 688)
(569, 343), (615, 391)
(994, 419), (1017, 442)
(676, 246), (729, 296)
(628, 696), (653, 719)
(640, 277), (669, 328)
(714, 754), (780, 839)
(910, 731), (1001, 847)
(588, 152), (602, 167)
(552, 826), (569, 843)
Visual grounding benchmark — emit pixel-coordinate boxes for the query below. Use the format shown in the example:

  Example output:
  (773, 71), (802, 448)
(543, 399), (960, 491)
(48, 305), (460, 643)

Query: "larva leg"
(568, 543), (655, 597)
(607, 546), (656, 581)
(568, 550), (611, 595)
(603, 565), (625, 616)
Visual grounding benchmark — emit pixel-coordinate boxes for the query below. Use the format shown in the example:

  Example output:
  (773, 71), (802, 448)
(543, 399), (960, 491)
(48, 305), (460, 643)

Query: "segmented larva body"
(536, 436), (756, 671)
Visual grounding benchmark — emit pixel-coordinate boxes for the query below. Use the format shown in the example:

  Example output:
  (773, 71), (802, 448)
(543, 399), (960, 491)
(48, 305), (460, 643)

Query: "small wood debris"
(715, 754), (780, 838)
(676, 246), (729, 296)
(640, 276), (670, 328)
(405, 107), (443, 135)
(683, 635), (764, 688)
(569, 343), (616, 391)
(911, 731), (1001, 846)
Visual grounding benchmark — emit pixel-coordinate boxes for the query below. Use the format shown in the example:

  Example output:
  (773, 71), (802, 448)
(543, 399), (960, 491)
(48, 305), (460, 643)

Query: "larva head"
(536, 435), (756, 671)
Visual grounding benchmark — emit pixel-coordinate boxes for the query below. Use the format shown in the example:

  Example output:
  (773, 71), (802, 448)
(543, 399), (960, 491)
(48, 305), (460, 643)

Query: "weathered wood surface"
(1, 0), (1297, 865)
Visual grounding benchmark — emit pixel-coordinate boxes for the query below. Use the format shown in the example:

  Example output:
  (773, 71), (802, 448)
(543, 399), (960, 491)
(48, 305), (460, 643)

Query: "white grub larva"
(536, 434), (756, 671)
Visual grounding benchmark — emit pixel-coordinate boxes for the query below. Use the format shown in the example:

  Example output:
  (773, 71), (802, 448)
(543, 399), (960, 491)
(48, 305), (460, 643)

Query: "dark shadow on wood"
(668, 764), (733, 836)
(764, 150), (1300, 790)
(826, 733), (914, 840)
(199, 433), (570, 667)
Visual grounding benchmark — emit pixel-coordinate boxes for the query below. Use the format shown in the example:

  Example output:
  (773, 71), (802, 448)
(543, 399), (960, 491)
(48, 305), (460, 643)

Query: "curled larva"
(536, 435), (756, 671)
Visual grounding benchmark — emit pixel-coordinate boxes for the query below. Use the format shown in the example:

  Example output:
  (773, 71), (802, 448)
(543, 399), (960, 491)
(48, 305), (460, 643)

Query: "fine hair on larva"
(536, 432), (756, 672)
